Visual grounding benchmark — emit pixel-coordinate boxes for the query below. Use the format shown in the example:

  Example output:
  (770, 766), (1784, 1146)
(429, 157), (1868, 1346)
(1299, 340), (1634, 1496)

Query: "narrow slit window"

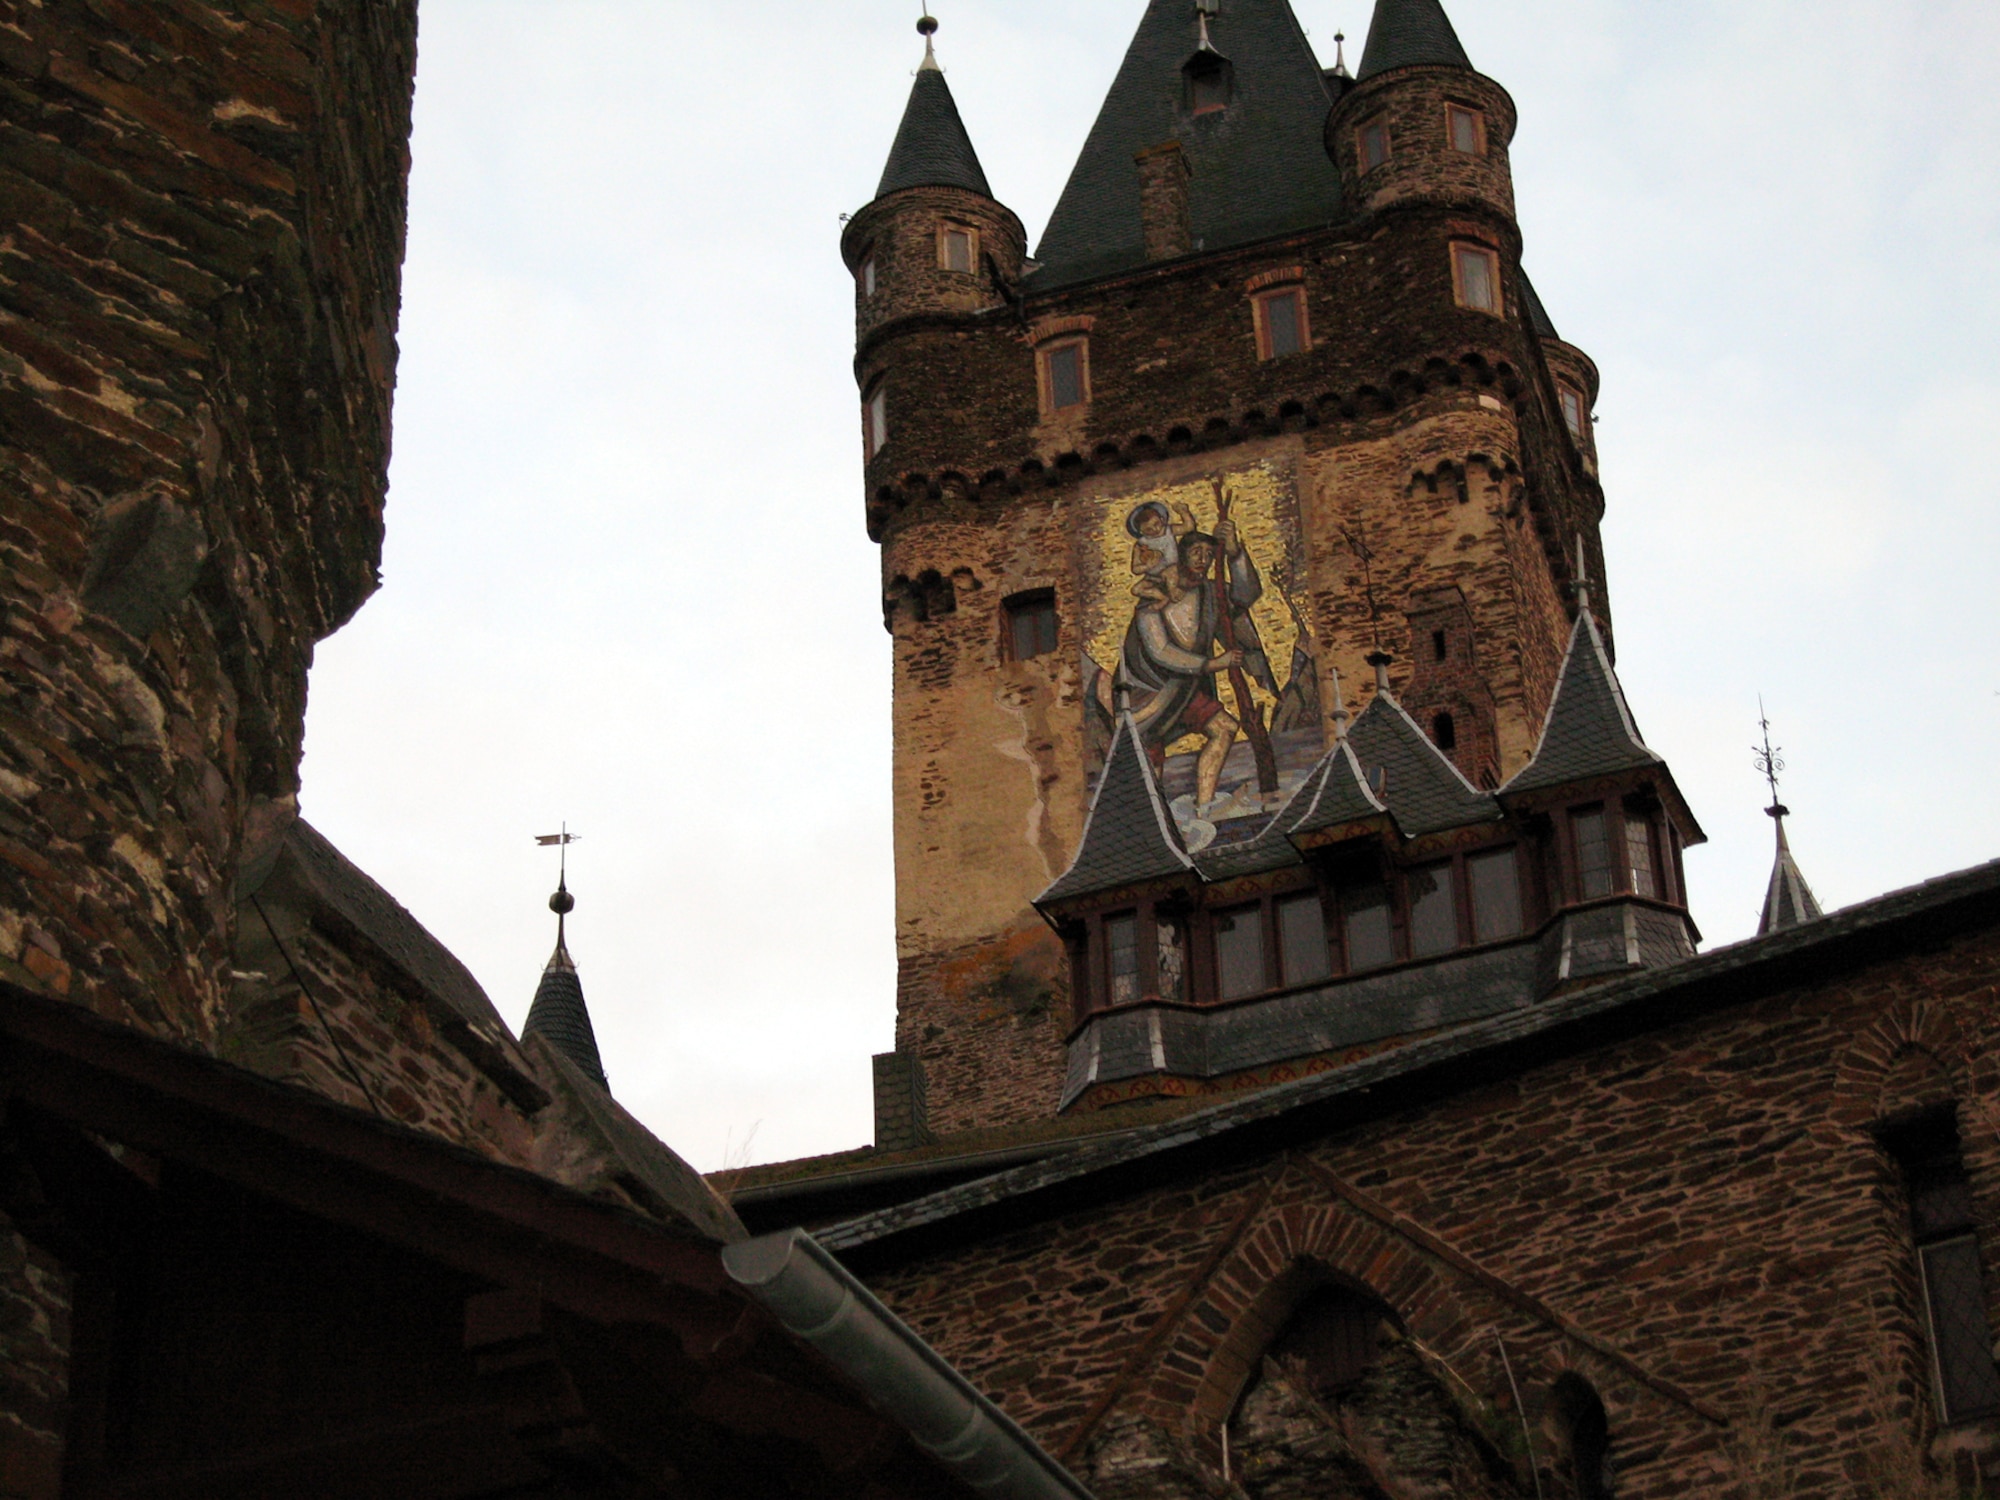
(1276, 893), (1332, 986)
(1432, 629), (1448, 662)
(1341, 883), (1394, 972)
(865, 385), (888, 458)
(859, 256), (877, 299)
(1625, 813), (1659, 898)
(1004, 591), (1059, 661)
(1156, 918), (1186, 1002)
(1452, 242), (1502, 315)
(1214, 903), (1267, 1000)
(1572, 806), (1613, 899)
(1256, 288), (1307, 359)
(1407, 861), (1459, 958)
(1431, 712), (1457, 752)
(1446, 103), (1486, 155)
(1105, 912), (1140, 1007)
(1043, 341), (1087, 413)
(1468, 847), (1523, 943)
(941, 226), (976, 274)
(1358, 120), (1391, 173)
(1559, 384), (1586, 439)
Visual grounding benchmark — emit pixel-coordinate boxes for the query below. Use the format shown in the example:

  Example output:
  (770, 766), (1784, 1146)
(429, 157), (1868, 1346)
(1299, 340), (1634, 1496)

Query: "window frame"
(1357, 117), (1392, 174)
(1001, 589), (1060, 663)
(938, 222), (979, 276)
(863, 382), (888, 459)
(858, 254), (877, 300)
(1185, 52), (1233, 115)
(1558, 382), (1587, 440)
(1037, 336), (1091, 417)
(1450, 241), (1504, 316)
(1251, 285), (1311, 361)
(1445, 102), (1487, 155)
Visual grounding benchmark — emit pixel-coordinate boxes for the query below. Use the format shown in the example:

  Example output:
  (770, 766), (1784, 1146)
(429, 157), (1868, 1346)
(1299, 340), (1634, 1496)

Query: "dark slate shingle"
(1039, 715), (1196, 904)
(1518, 268), (1561, 342)
(524, 942), (608, 1090)
(876, 63), (993, 200)
(1346, 694), (1500, 837)
(1503, 612), (1661, 795)
(1355, 0), (1473, 80)
(1760, 822), (1825, 935)
(1282, 737), (1392, 840)
(1030, 0), (1342, 290)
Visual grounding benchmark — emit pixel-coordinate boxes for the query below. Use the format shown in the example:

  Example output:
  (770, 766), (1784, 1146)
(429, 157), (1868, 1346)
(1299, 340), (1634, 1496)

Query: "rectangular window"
(1452, 243), (1502, 315)
(1559, 384), (1585, 439)
(1407, 861), (1460, 958)
(942, 225), (976, 274)
(1572, 806), (1613, 898)
(1446, 103), (1486, 154)
(1214, 904), (1267, 1000)
(1004, 590), (1059, 661)
(1157, 919), (1186, 1002)
(1359, 120), (1391, 172)
(865, 386), (888, 458)
(1043, 341), (1087, 413)
(1105, 913), (1140, 1008)
(1276, 893), (1333, 986)
(1341, 883), (1395, 972)
(1255, 288), (1307, 359)
(1625, 814), (1659, 898)
(1887, 1116), (2000, 1424)
(1468, 847), (1523, 943)
(859, 256), (877, 299)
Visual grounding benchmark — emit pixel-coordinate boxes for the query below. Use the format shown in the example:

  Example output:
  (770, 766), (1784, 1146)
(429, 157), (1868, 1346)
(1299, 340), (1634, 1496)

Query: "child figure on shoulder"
(1126, 500), (1201, 601)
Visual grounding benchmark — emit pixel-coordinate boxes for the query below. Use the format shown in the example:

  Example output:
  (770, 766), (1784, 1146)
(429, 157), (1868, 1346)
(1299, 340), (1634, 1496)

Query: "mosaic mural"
(1078, 461), (1325, 852)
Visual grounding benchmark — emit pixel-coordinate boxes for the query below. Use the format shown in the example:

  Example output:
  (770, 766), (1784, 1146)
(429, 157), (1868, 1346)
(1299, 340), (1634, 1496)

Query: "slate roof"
(1030, 0), (1343, 289)
(822, 856), (2000, 1264)
(524, 931), (608, 1090)
(1760, 818), (1825, 935)
(875, 55), (993, 200)
(1346, 693), (1500, 837)
(1040, 713), (1197, 904)
(1503, 611), (1662, 796)
(1283, 737), (1394, 840)
(1518, 268), (1561, 341)
(1355, 0), (1473, 80)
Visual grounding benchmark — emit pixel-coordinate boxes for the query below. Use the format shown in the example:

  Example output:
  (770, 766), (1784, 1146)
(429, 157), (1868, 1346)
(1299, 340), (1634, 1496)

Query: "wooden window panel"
(1468, 847), (1524, 943)
(1276, 893), (1332, 986)
(865, 387), (888, 457)
(1257, 289), (1307, 359)
(1559, 384), (1586, 439)
(1105, 912), (1141, 1008)
(1446, 103), (1486, 155)
(1359, 120), (1390, 173)
(1624, 814), (1659, 898)
(1340, 883), (1395, 972)
(1571, 806), (1613, 899)
(1407, 861), (1459, 958)
(1004, 592), (1058, 662)
(1213, 903), (1267, 1000)
(1451, 243), (1502, 314)
(1043, 341), (1087, 413)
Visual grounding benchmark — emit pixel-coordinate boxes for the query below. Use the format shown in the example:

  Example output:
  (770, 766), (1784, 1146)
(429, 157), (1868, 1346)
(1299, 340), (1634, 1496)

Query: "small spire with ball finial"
(1332, 31), (1351, 78)
(917, 7), (940, 70)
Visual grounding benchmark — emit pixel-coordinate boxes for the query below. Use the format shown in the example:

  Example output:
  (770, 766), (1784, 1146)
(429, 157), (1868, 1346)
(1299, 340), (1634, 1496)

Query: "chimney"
(1134, 141), (1193, 261)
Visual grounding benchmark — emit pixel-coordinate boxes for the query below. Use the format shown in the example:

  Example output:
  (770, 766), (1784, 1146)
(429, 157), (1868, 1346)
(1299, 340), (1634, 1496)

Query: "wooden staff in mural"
(1210, 479), (1280, 795)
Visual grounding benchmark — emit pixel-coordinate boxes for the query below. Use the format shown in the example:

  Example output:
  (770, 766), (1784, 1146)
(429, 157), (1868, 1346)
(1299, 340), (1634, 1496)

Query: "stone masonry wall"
(863, 923), (2000, 1498)
(0, 0), (418, 1041)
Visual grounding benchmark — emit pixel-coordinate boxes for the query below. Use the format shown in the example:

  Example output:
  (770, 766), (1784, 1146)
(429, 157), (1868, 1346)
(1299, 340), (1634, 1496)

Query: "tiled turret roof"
(1032, 0), (1342, 289)
(524, 905), (608, 1090)
(875, 48), (993, 200)
(1504, 612), (1662, 795)
(1759, 815), (1825, 934)
(1347, 693), (1501, 837)
(1355, 0), (1473, 80)
(1283, 737), (1393, 839)
(1039, 714), (1195, 904)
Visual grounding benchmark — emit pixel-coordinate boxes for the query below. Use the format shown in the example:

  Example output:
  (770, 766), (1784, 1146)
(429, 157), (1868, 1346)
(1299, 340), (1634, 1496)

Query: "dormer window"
(940, 224), (977, 274)
(1358, 119), (1391, 173)
(1184, 52), (1232, 114)
(1446, 103), (1486, 155)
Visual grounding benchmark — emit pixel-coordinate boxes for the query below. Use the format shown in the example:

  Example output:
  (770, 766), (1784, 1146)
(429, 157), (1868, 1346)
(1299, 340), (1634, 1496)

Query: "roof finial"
(1754, 698), (1787, 827)
(1574, 535), (1594, 617)
(917, 7), (940, 70)
(1367, 649), (1394, 696)
(535, 825), (580, 965)
(1329, 663), (1350, 742)
(1332, 31), (1351, 78)
(1113, 677), (1133, 719)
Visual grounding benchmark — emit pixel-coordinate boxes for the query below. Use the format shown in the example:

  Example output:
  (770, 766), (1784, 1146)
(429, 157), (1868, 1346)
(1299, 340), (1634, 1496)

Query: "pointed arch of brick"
(1156, 1193), (1509, 1438)
(1828, 1000), (1971, 1131)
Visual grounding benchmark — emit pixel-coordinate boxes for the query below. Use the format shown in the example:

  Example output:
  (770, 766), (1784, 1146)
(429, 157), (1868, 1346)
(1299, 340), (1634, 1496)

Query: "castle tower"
(851, 0), (1626, 1141)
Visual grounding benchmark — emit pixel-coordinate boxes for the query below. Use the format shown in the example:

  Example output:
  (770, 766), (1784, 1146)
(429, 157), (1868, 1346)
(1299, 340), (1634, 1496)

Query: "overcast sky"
(297, 0), (2000, 1173)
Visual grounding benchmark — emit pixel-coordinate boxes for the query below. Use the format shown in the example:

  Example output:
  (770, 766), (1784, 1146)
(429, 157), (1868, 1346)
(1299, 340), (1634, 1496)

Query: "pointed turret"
(874, 17), (993, 201)
(1503, 611), (1663, 796)
(1753, 712), (1823, 934)
(1355, 0), (1473, 80)
(1033, 0), (1342, 288)
(1039, 712), (1196, 905)
(1347, 678), (1500, 838)
(523, 874), (608, 1090)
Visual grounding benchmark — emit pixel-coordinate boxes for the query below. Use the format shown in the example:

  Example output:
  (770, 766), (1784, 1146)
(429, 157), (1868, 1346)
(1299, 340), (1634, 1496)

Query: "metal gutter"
(722, 1228), (1095, 1500)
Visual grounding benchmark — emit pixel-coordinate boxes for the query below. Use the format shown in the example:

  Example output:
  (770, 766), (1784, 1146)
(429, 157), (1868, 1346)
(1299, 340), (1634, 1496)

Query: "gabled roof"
(1031, 0), (1343, 289)
(1760, 818), (1825, 935)
(1346, 693), (1501, 837)
(1355, 0), (1473, 81)
(875, 56), (993, 200)
(524, 931), (608, 1090)
(1503, 611), (1663, 796)
(1283, 737), (1394, 841)
(1039, 713), (1196, 904)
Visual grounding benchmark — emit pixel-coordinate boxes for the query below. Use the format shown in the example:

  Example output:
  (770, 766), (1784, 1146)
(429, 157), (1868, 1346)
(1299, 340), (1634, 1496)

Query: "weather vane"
(1753, 699), (1787, 818)
(535, 824), (580, 886)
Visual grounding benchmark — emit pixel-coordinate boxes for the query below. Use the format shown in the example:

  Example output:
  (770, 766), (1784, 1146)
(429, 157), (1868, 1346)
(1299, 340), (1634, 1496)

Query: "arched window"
(1551, 1373), (1614, 1499)
(1267, 1283), (1391, 1398)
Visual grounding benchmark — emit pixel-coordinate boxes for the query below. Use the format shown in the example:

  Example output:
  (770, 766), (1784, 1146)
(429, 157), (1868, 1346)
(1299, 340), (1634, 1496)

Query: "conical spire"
(1356, 0), (1473, 80)
(523, 871), (608, 1089)
(1033, 0), (1342, 288)
(1754, 710), (1823, 935)
(1038, 711), (1195, 904)
(874, 14), (993, 200)
(1503, 610), (1662, 796)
